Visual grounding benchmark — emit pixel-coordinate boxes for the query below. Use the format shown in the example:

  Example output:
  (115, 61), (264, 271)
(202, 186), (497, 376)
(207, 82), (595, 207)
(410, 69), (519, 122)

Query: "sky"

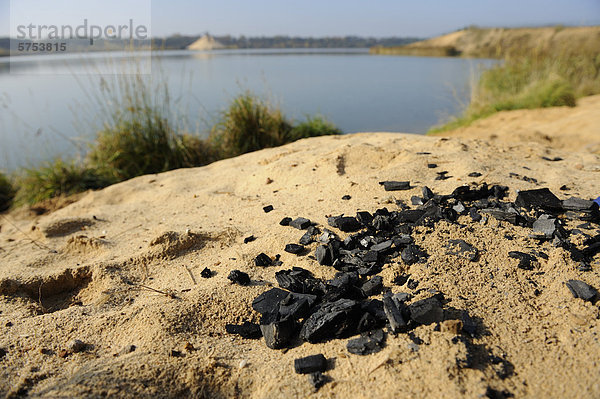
(1, 0), (599, 38)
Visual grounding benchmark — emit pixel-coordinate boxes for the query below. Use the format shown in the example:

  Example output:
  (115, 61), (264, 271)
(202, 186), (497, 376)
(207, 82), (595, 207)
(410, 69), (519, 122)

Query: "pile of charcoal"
(226, 182), (600, 388)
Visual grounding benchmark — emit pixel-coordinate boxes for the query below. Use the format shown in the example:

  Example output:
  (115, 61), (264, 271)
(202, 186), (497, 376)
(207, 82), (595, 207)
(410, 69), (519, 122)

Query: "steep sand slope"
(439, 94), (600, 154)
(1, 130), (599, 398)
(372, 26), (600, 57)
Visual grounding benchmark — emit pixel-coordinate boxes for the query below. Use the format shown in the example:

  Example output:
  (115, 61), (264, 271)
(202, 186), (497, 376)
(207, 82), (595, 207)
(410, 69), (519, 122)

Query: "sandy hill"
(187, 34), (225, 51)
(372, 25), (600, 58)
(0, 99), (599, 397)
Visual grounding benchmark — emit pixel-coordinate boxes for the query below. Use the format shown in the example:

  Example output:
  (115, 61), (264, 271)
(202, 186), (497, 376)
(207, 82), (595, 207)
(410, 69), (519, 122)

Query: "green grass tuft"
(287, 116), (343, 141)
(13, 159), (112, 206)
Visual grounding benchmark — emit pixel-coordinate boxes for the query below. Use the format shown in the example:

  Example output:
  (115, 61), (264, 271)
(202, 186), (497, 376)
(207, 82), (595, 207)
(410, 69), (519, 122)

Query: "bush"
(14, 159), (111, 205)
(210, 92), (292, 157)
(0, 172), (15, 212)
(287, 116), (343, 141)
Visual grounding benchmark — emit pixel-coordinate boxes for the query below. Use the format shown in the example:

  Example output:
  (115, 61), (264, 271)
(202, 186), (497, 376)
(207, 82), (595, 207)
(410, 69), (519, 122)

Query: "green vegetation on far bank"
(6, 88), (342, 208)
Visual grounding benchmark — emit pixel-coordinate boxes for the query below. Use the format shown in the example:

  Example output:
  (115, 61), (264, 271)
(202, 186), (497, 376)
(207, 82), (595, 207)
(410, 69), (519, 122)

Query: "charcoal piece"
(407, 279), (419, 290)
(356, 211), (374, 226)
(491, 185), (509, 199)
(285, 244), (305, 255)
(329, 216), (362, 232)
(408, 297), (444, 325)
(372, 215), (391, 231)
(447, 239), (479, 261)
(347, 329), (386, 355)
(469, 208), (482, 222)
(452, 202), (466, 214)
(263, 205), (274, 213)
(362, 251), (379, 263)
(274, 268), (321, 295)
(279, 217), (292, 226)
(542, 156), (563, 162)
(260, 313), (296, 349)
(560, 185), (569, 191)
(363, 299), (387, 323)
(294, 354), (327, 374)
(415, 203), (444, 226)
(485, 387), (513, 399)
(393, 234), (413, 246)
(393, 292), (411, 303)
(299, 231), (314, 245)
(480, 209), (522, 226)
(422, 186), (434, 201)
(531, 215), (557, 239)
(225, 322), (262, 339)
(451, 184), (491, 201)
(361, 276), (383, 297)
(228, 270), (250, 286)
(319, 229), (338, 243)
(252, 288), (290, 314)
(397, 209), (426, 224)
(565, 280), (598, 302)
(342, 195), (352, 200)
(343, 236), (358, 250)
(383, 296), (409, 333)
(401, 244), (420, 265)
(563, 197), (598, 211)
(315, 245), (332, 266)
(278, 293), (312, 320)
(357, 311), (379, 332)
(515, 188), (562, 212)
(300, 299), (361, 343)
(427, 163), (438, 168)
(330, 271), (359, 289)
(468, 172), (482, 177)
(200, 267), (213, 278)
(379, 181), (411, 191)
(371, 240), (393, 253)
(290, 217), (312, 230)
(244, 235), (256, 244)
(508, 251), (537, 270)
(308, 372), (329, 390)
(255, 253), (273, 267)
(411, 196), (424, 206)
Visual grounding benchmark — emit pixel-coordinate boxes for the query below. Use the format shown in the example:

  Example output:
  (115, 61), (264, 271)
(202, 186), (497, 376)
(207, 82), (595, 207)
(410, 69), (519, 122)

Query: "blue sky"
(1, 0), (599, 38)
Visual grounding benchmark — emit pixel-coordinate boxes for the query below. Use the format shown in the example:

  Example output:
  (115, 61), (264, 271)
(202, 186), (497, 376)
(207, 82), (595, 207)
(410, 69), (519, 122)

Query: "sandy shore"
(1, 100), (599, 398)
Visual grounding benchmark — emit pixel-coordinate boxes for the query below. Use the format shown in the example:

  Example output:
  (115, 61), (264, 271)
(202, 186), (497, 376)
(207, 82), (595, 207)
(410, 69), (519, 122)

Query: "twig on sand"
(0, 214), (57, 253)
(134, 283), (179, 299)
(183, 265), (197, 285)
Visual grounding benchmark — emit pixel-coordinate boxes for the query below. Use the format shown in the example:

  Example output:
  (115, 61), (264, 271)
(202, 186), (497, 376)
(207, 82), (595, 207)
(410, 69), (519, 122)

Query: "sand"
(1, 100), (599, 398)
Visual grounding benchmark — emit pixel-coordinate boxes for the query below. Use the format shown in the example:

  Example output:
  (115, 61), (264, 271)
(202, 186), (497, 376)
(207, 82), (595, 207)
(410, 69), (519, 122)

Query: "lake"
(0, 49), (496, 171)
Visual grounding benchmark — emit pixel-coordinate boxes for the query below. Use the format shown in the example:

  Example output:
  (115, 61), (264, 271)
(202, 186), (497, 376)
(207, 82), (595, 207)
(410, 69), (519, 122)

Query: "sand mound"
(0, 131), (599, 398)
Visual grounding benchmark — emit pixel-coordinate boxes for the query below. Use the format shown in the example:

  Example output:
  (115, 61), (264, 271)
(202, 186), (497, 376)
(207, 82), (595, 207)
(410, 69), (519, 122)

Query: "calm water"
(0, 49), (496, 171)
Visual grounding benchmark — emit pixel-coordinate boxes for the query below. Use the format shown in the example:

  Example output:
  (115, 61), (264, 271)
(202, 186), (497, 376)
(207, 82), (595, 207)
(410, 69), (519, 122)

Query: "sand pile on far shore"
(0, 103), (599, 398)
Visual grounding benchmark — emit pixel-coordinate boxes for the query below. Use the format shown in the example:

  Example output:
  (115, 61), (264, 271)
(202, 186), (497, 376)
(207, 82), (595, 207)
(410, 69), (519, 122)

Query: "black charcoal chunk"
(200, 267), (213, 278)
(452, 201), (466, 214)
(308, 372), (329, 390)
(356, 211), (374, 226)
(260, 313), (296, 349)
(315, 245), (332, 266)
(300, 299), (360, 343)
(422, 186), (434, 201)
(480, 208), (522, 226)
(279, 217), (292, 226)
(468, 172), (482, 177)
(361, 276), (383, 297)
(427, 163), (438, 168)
(254, 253), (273, 267)
(447, 239), (479, 261)
(371, 240), (393, 253)
(252, 288), (290, 314)
(393, 234), (413, 246)
(228, 270), (250, 286)
(290, 217), (312, 230)
(244, 235), (256, 244)
(411, 196), (424, 206)
(542, 156), (563, 162)
(408, 297), (444, 325)
(565, 280), (598, 302)
(285, 244), (305, 255)
(342, 195), (352, 200)
(347, 329), (386, 355)
(299, 231), (314, 245)
(329, 216), (362, 232)
(263, 205), (274, 213)
(279, 293), (313, 320)
(563, 197), (598, 211)
(469, 207), (482, 222)
(515, 188), (562, 212)
(379, 181), (411, 191)
(383, 296), (409, 333)
(225, 322), (262, 339)
(392, 274), (410, 286)
(401, 244), (420, 265)
(531, 215), (557, 239)
(508, 251), (537, 270)
(294, 354), (327, 374)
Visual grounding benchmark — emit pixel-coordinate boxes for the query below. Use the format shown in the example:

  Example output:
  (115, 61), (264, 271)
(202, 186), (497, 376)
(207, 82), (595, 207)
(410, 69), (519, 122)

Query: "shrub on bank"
(0, 172), (15, 212)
